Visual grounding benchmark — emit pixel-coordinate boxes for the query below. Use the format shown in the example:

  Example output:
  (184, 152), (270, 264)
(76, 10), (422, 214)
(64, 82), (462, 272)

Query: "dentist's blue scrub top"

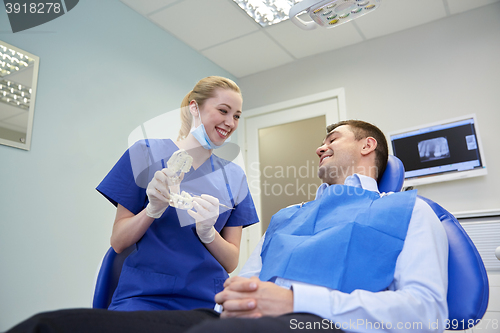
(96, 139), (259, 311)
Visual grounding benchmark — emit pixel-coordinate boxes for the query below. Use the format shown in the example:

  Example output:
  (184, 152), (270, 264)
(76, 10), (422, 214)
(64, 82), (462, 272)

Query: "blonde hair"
(177, 76), (241, 140)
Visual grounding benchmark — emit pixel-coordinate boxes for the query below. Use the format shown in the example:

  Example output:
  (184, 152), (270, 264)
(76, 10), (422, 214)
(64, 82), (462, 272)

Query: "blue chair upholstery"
(378, 155), (405, 193)
(418, 196), (489, 330)
(92, 244), (136, 309)
(385, 155), (489, 330)
(92, 156), (490, 330)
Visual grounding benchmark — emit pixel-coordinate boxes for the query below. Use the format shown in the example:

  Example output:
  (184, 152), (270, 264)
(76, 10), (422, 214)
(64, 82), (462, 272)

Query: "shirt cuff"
(292, 283), (331, 319)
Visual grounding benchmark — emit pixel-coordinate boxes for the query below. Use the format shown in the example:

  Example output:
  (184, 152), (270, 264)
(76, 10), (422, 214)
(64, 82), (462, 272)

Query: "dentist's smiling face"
(197, 88), (242, 146)
(316, 125), (364, 185)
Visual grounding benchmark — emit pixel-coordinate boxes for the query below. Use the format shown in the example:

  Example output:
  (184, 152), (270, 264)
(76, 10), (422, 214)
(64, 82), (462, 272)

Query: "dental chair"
(379, 155), (489, 330)
(92, 156), (490, 330)
(92, 244), (135, 309)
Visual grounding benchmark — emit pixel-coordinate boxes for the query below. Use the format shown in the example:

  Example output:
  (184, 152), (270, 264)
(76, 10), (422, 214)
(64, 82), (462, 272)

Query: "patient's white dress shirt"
(239, 174), (449, 333)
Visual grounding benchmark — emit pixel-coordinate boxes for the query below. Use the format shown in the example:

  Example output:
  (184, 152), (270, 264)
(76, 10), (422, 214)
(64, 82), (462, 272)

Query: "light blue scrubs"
(97, 139), (259, 311)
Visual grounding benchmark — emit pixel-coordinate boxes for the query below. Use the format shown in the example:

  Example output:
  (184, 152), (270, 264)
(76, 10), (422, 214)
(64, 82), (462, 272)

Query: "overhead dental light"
(232, 0), (302, 27)
(289, 0), (381, 30)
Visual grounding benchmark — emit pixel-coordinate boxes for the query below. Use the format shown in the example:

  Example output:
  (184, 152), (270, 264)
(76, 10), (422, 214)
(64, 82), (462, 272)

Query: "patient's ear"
(361, 137), (377, 156)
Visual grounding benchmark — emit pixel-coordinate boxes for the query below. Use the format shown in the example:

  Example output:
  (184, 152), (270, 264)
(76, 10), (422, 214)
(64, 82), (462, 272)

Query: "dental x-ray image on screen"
(418, 137), (450, 162)
(465, 135), (477, 150)
(389, 114), (487, 187)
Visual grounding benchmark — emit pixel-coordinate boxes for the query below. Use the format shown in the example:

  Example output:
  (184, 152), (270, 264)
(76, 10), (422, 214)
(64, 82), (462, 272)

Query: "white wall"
(238, 2), (500, 214)
(0, 1), (236, 330)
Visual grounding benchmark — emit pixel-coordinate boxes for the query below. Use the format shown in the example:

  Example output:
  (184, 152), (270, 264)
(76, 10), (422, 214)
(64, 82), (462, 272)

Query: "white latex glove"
(145, 168), (178, 218)
(187, 194), (219, 244)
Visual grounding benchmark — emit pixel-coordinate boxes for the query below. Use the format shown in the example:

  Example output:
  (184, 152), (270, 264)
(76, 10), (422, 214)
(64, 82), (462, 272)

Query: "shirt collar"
(315, 174), (379, 200)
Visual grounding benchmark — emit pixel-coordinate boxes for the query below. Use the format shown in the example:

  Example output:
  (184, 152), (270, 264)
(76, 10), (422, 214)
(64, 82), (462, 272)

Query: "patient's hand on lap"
(215, 276), (293, 318)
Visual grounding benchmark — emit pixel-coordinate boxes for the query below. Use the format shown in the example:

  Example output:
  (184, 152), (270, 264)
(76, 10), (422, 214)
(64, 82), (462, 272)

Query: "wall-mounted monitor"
(389, 114), (487, 187)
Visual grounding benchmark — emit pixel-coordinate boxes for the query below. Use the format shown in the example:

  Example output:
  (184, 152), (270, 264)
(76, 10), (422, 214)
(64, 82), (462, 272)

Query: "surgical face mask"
(190, 102), (231, 150)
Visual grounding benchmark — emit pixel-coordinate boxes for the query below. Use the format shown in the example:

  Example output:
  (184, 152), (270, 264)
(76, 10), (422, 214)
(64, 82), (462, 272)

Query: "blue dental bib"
(260, 185), (417, 293)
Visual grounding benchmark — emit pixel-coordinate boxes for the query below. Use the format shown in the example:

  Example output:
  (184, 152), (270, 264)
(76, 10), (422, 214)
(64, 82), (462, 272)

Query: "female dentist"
(96, 76), (259, 311)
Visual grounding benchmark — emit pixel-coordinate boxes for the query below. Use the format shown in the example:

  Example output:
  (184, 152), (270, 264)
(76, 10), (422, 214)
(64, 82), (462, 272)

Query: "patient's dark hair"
(326, 120), (388, 181)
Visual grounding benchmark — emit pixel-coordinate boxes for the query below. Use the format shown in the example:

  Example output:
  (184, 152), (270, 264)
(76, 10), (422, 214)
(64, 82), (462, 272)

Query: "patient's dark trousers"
(6, 308), (343, 333)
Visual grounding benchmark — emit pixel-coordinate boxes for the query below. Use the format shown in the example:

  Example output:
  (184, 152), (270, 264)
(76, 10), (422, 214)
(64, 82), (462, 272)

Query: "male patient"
(7, 120), (448, 333)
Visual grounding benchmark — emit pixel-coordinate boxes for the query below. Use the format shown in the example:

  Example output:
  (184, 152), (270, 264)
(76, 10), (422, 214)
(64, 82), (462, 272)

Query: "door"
(234, 89), (346, 273)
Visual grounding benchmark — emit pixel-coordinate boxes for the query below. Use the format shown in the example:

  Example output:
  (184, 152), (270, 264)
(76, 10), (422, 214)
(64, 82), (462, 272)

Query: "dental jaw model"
(170, 191), (194, 210)
(167, 149), (192, 179)
(165, 149), (235, 212)
(166, 149), (194, 210)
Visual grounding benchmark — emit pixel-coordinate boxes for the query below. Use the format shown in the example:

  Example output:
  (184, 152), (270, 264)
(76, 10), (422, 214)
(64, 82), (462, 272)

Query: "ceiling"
(119, 0), (499, 78)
